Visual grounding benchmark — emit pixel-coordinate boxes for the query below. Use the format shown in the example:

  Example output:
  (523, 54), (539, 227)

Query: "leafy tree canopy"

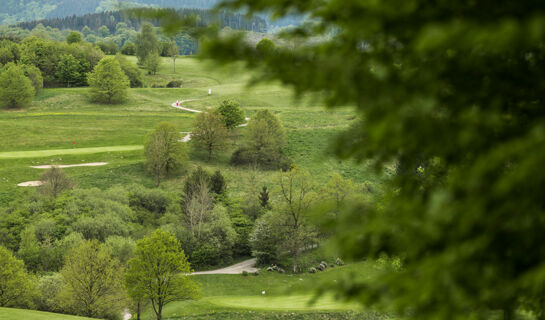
(66, 31), (82, 44)
(0, 62), (34, 108)
(126, 229), (199, 320)
(87, 56), (129, 104)
(0, 245), (34, 308)
(217, 99), (245, 129)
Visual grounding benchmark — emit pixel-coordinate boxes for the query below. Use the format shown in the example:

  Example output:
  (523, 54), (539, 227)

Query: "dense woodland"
(16, 8), (268, 34)
(0, 0), (220, 25)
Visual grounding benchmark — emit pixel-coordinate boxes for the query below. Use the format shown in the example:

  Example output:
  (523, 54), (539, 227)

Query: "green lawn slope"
(0, 308), (96, 320)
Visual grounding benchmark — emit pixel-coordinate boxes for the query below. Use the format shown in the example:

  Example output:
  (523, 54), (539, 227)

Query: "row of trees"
(1, 229), (197, 320)
(0, 37), (103, 87)
(0, 43), (144, 108)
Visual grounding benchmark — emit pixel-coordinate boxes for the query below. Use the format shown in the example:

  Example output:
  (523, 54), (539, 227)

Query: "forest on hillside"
(0, 0), (220, 25)
(16, 9), (268, 34)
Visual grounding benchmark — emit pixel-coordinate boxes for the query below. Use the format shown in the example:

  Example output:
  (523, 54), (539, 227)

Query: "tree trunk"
(157, 304), (163, 320)
(293, 247), (299, 273)
(173, 58), (176, 73)
(208, 145), (212, 161)
(136, 300), (141, 320)
(156, 172), (161, 187)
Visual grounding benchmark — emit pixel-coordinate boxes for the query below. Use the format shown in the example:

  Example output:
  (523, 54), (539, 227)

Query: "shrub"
(38, 166), (74, 198)
(230, 147), (292, 170)
(242, 270), (249, 276)
(210, 170), (227, 195)
(34, 273), (64, 312)
(0, 62), (34, 108)
(166, 80), (182, 88)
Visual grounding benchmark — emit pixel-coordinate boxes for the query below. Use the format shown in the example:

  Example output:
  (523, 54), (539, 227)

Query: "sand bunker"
(30, 162), (108, 169)
(17, 181), (43, 187)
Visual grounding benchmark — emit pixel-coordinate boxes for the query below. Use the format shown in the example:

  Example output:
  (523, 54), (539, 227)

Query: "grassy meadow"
(0, 55), (378, 204)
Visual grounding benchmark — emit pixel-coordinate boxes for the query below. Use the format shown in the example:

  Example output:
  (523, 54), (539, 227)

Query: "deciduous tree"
(58, 240), (126, 319)
(231, 109), (287, 168)
(217, 99), (245, 129)
(144, 122), (187, 187)
(0, 62), (34, 108)
(191, 111), (228, 161)
(0, 245), (34, 307)
(125, 229), (199, 320)
(87, 56), (129, 104)
(143, 51), (160, 75)
(276, 166), (317, 272)
(166, 41), (179, 72)
(66, 31), (82, 44)
(135, 22), (159, 65)
(56, 54), (82, 87)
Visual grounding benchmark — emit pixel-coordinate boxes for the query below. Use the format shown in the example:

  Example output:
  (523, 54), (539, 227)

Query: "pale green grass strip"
(0, 145), (143, 159)
(207, 295), (361, 311)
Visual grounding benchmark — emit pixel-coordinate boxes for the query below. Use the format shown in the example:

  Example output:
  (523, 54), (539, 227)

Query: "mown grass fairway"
(0, 308), (96, 320)
(141, 261), (385, 319)
(0, 55), (378, 204)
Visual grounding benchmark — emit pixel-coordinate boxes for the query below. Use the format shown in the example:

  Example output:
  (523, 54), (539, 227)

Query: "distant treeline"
(17, 8), (267, 34)
(44, 0), (220, 19)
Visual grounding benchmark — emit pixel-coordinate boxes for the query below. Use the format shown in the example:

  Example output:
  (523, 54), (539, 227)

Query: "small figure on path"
(208, 88), (212, 95)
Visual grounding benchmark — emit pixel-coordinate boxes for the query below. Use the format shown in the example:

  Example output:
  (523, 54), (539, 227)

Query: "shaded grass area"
(0, 308), (96, 320)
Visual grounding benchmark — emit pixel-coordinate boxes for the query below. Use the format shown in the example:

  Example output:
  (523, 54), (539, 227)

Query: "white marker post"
(208, 88), (212, 95)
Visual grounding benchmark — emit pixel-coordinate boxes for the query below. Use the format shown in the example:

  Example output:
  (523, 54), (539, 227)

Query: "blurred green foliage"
(152, 0), (545, 318)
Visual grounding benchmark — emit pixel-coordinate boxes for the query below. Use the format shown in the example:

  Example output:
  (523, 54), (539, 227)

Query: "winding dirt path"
(171, 99), (249, 142)
(192, 258), (258, 275)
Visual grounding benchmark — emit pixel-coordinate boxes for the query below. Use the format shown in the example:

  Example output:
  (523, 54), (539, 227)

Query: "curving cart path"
(171, 99), (249, 142)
